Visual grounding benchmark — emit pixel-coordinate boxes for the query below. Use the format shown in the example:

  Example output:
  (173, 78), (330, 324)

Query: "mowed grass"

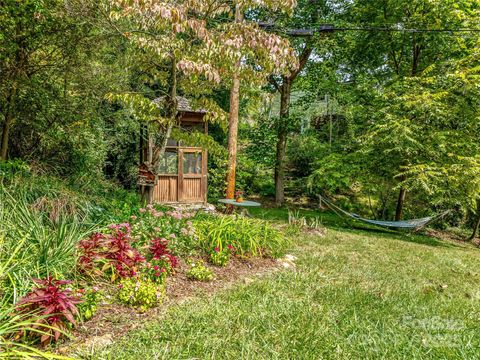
(91, 214), (480, 359)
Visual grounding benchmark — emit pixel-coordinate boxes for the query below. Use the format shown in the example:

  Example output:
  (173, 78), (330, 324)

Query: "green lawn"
(90, 212), (480, 359)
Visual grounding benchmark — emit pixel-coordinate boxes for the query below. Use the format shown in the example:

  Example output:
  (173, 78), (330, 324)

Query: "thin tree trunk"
(225, 4), (243, 200)
(0, 115), (12, 161)
(274, 78), (291, 206)
(273, 44), (312, 207)
(0, 84), (17, 160)
(225, 72), (240, 199)
(467, 200), (480, 242)
(395, 187), (406, 221)
(146, 54), (177, 204)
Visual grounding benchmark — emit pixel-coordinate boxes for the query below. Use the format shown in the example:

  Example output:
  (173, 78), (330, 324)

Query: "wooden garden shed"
(139, 96), (208, 204)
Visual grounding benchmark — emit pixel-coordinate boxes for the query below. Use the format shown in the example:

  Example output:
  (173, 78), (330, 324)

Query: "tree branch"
(289, 44), (313, 81)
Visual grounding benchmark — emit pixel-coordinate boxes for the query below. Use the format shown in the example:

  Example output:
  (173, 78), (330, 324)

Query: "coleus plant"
(78, 223), (145, 280)
(16, 277), (82, 345)
(149, 237), (178, 271)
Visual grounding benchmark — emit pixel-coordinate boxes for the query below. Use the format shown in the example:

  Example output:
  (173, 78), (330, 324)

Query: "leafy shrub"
(130, 205), (197, 255)
(142, 261), (168, 284)
(194, 215), (289, 258)
(117, 277), (165, 312)
(76, 286), (102, 321)
(209, 245), (235, 267)
(77, 224), (145, 280)
(16, 277), (81, 345)
(186, 260), (214, 282)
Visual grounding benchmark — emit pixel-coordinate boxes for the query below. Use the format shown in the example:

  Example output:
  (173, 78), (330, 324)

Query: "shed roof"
(153, 96), (206, 114)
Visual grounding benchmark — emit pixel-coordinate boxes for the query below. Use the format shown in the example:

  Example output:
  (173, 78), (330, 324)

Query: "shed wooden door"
(155, 149), (178, 203)
(178, 149), (206, 203)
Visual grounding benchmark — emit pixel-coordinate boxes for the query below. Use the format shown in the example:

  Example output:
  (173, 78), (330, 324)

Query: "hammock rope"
(319, 195), (450, 231)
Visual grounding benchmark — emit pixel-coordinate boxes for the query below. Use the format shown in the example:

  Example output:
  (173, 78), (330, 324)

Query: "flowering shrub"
(117, 277), (165, 312)
(76, 286), (102, 321)
(16, 277), (81, 345)
(209, 245), (235, 267)
(130, 204), (197, 255)
(143, 260), (168, 284)
(77, 224), (145, 280)
(186, 260), (214, 281)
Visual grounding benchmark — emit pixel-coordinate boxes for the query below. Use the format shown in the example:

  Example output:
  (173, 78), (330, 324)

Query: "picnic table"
(217, 199), (261, 217)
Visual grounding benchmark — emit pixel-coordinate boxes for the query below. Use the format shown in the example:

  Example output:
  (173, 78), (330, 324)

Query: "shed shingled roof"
(153, 96), (206, 114)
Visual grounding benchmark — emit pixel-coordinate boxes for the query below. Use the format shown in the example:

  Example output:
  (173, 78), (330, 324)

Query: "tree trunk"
(0, 115), (12, 161)
(225, 5), (243, 200)
(395, 187), (406, 221)
(467, 200), (480, 242)
(145, 54), (177, 204)
(225, 72), (240, 199)
(0, 84), (17, 160)
(272, 44), (312, 207)
(274, 78), (291, 206)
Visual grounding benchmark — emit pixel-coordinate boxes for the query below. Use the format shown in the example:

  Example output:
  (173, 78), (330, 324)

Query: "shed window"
(158, 150), (178, 174)
(183, 152), (202, 174)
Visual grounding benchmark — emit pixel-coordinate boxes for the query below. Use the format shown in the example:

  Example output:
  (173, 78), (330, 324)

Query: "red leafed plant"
(78, 232), (105, 272)
(150, 238), (178, 269)
(78, 224), (145, 279)
(16, 277), (82, 345)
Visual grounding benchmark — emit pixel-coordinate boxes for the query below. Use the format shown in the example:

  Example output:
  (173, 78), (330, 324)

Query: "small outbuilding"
(139, 96), (208, 204)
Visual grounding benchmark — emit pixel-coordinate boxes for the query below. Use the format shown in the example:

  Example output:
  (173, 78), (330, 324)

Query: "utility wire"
(336, 27), (480, 33)
(257, 22), (480, 36)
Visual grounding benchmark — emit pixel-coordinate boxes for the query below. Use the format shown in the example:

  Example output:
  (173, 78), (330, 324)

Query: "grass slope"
(93, 216), (480, 359)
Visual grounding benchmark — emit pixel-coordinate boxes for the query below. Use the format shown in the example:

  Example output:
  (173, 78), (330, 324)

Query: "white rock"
(284, 254), (297, 262)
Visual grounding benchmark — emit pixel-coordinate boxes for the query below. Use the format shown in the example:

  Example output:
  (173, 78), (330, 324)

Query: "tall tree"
(225, 4), (243, 200)
(268, 0), (339, 206)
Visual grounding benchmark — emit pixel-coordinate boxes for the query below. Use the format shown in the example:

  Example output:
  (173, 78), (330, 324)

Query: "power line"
(332, 26), (480, 33)
(258, 22), (480, 37)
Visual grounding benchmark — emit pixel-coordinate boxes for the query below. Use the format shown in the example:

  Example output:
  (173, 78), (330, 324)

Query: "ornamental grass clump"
(195, 215), (289, 258)
(16, 277), (82, 345)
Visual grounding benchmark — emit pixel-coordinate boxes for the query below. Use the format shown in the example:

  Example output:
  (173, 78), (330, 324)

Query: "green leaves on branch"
(106, 93), (167, 125)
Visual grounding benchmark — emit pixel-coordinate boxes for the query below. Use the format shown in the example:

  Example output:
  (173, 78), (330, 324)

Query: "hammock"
(320, 196), (450, 231)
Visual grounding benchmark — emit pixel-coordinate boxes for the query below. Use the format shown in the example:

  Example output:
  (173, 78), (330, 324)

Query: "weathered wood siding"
(154, 176), (178, 203)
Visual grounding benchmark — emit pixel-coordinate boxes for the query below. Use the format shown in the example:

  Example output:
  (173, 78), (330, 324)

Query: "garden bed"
(58, 256), (279, 355)
(1, 196), (292, 358)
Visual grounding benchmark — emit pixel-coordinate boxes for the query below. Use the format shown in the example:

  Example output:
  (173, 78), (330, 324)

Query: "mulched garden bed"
(56, 256), (281, 355)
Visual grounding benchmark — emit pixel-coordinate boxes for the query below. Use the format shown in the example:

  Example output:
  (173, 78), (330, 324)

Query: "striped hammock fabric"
(320, 196), (449, 231)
